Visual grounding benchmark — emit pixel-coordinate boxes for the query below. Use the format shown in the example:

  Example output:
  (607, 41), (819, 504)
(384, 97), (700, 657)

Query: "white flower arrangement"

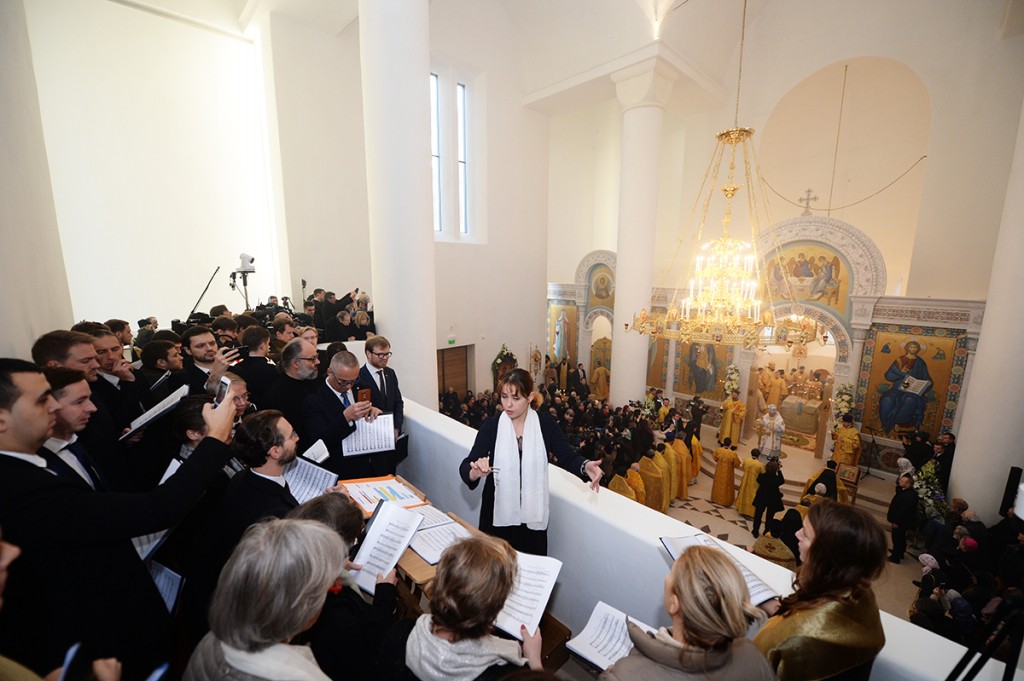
(833, 382), (855, 420)
(723, 364), (740, 396)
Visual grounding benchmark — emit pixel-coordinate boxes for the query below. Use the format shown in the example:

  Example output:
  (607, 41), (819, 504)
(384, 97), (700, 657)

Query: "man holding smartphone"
(303, 350), (382, 478)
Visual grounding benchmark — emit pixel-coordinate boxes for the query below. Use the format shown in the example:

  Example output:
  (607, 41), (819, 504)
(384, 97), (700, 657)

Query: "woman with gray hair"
(184, 519), (345, 681)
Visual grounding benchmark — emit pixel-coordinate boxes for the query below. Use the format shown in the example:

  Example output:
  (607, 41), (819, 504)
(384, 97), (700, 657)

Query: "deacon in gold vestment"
(832, 413), (862, 466)
(735, 448), (765, 517)
(717, 390), (746, 445)
(710, 445), (741, 506)
(767, 369), (788, 408)
(590, 361), (610, 401)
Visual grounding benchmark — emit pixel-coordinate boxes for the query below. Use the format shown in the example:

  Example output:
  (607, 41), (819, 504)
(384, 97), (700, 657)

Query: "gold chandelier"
(629, 1), (793, 349)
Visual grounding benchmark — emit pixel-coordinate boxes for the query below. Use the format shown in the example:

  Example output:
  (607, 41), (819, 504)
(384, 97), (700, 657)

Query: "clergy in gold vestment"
(767, 370), (788, 407)
(736, 447), (766, 517)
(757, 367), (772, 400)
(591, 361), (610, 401)
(832, 414), (862, 465)
(711, 445), (741, 506)
(718, 390), (746, 445)
(669, 434), (692, 496)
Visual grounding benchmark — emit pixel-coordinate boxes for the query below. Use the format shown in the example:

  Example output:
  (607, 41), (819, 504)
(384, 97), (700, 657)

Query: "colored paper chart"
(341, 476), (423, 514)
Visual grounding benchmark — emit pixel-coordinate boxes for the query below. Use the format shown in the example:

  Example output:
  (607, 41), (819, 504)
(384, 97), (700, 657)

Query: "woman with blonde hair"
(601, 545), (775, 680)
(753, 500), (887, 681)
(378, 536), (543, 681)
(460, 368), (602, 555)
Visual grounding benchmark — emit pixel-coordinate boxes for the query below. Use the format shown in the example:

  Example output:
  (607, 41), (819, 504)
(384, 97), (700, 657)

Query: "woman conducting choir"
(459, 368), (601, 555)
(601, 545), (775, 680)
(753, 500), (887, 681)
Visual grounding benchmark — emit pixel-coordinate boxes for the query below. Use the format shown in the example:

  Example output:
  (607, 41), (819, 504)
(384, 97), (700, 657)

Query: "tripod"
(859, 425), (885, 481)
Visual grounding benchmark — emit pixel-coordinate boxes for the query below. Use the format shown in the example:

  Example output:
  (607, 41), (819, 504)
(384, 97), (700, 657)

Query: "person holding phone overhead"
(459, 368), (601, 555)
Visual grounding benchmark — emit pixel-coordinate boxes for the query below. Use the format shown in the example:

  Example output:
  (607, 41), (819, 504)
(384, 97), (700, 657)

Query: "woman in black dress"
(752, 459), (785, 538)
(459, 369), (601, 555)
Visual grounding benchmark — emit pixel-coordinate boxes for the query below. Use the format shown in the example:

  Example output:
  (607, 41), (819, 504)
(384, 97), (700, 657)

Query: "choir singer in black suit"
(0, 358), (238, 679)
(359, 336), (405, 473)
(303, 351), (382, 479)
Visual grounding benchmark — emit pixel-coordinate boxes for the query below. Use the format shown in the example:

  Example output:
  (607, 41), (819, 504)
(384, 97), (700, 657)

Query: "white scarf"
(492, 408), (549, 530)
(406, 615), (526, 681)
(221, 641), (330, 681)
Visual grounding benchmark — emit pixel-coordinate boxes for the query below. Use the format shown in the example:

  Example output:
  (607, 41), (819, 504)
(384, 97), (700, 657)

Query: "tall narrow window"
(430, 73), (442, 232)
(456, 82), (468, 234)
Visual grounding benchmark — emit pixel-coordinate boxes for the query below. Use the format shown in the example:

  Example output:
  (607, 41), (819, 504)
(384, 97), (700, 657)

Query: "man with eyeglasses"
(360, 336), (406, 472)
(263, 338), (320, 443)
(303, 350), (382, 479)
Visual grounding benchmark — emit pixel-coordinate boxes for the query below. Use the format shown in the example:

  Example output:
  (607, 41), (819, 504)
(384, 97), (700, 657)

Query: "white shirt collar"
(324, 377), (352, 405)
(99, 371), (120, 388)
(251, 470), (287, 487)
(0, 450), (48, 468)
(42, 433), (78, 454)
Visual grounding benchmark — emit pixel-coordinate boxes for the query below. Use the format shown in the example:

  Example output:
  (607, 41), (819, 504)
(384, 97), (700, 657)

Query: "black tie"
(378, 370), (387, 400)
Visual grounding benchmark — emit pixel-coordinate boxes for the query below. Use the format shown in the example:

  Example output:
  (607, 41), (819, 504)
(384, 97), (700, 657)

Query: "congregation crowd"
(1, 304), (1022, 681)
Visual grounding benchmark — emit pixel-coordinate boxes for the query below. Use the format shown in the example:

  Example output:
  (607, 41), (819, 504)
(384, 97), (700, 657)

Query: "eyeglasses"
(370, 351), (393, 359)
(298, 356), (319, 363)
(232, 393), (251, 402)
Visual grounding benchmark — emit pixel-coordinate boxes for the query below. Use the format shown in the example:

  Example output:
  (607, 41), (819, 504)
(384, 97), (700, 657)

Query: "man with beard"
(179, 326), (238, 396)
(183, 409), (301, 645)
(264, 338), (320, 441)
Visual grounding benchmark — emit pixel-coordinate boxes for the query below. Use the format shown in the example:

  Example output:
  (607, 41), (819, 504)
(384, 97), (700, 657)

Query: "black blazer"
(302, 381), (367, 478)
(0, 438), (232, 677)
(231, 355), (279, 408)
(359, 364), (404, 433)
(458, 411), (588, 536)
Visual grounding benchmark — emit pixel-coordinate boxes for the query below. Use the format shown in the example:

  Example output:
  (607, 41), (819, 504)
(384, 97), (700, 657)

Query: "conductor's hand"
(584, 460), (602, 492)
(468, 457), (492, 481)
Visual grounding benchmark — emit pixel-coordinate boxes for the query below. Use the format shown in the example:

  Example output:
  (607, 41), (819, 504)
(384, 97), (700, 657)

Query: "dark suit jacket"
(179, 363), (212, 396)
(263, 374), (319, 444)
(0, 438), (232, 677)
(231, 355), (279, 408)
(302, 381), (369, 478)
(359, 364), (404, 433)
(90, 374), (145, 429)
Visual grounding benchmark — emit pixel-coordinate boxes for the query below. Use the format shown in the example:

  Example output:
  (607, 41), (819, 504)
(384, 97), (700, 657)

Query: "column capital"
(611, 57), (678, 111)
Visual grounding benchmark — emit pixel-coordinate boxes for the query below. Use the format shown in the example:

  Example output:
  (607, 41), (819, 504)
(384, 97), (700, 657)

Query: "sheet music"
(302, 438), (330, 464)
(351, 502), (422, 594)
(496, 552), (562, 640)
(149, 561), (184, 613)
(342, 413), (396, 456)
(341, 477), (422, 515)
(120, 384), (189, 440)
(409, 521), (472, 565)
(660, 535), (777, 605)
(282, 457), (338, 504)
(131, 459), (182, 559)
(408, 503), (454, 530)
(567, 601), (656, 670)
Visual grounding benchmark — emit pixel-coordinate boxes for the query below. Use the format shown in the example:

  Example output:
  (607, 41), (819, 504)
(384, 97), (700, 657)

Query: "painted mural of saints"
(593, 274), (611, 300)
(686, 343), (720, 394)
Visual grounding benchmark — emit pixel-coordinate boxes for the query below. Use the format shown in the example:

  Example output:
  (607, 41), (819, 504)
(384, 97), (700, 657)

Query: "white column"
(951, 107), (1024, 522)
(358, 0), (438, 407)
(609, 59), (676, 406)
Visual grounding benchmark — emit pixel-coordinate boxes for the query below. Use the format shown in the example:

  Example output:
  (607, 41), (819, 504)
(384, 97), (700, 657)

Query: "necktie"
(67, 440), (108, 491)
(377, 370), (387, 400)
(341, 392), (351, 408)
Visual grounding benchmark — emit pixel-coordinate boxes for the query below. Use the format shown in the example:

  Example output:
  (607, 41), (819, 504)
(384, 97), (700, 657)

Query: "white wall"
(430, 0), (551, 392)
(23, 0), (281, 328)
(0, 0), (74, 357)
(262, 12), (372, 301)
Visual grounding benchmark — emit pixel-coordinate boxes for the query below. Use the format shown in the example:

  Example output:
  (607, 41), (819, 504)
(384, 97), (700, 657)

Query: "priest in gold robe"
(710, 442), (741, 506)
(591, 360), (610, 401)
(718, 389), (746, 445)
(735, 447), (765, 517)
(832, 413), (862, 466)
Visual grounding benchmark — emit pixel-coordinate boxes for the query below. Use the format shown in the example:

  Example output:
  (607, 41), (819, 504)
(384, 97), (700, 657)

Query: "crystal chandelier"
(629, 1), (793, 349)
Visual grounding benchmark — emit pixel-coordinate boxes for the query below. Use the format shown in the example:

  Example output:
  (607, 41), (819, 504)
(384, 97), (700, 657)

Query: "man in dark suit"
(263, 338), (320, 442)
(179, 325), (238, 396)
(303, 350), (382, 479)
(887, 472), (919, 564)
(182, 409), (301, 645)
(89, 330), (145, 429)
(37, 367), (110, 491)
(0, 358), (237, 678)
(360, 336), (405, 472)
(139, 339), (183, 407)
(231, 326), (278, 408)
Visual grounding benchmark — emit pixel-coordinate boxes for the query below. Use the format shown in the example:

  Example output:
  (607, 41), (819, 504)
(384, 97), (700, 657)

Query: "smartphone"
(235, 346), (250, 359)
(214, 376), (231, 406)
(357, 388), (371, 403)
